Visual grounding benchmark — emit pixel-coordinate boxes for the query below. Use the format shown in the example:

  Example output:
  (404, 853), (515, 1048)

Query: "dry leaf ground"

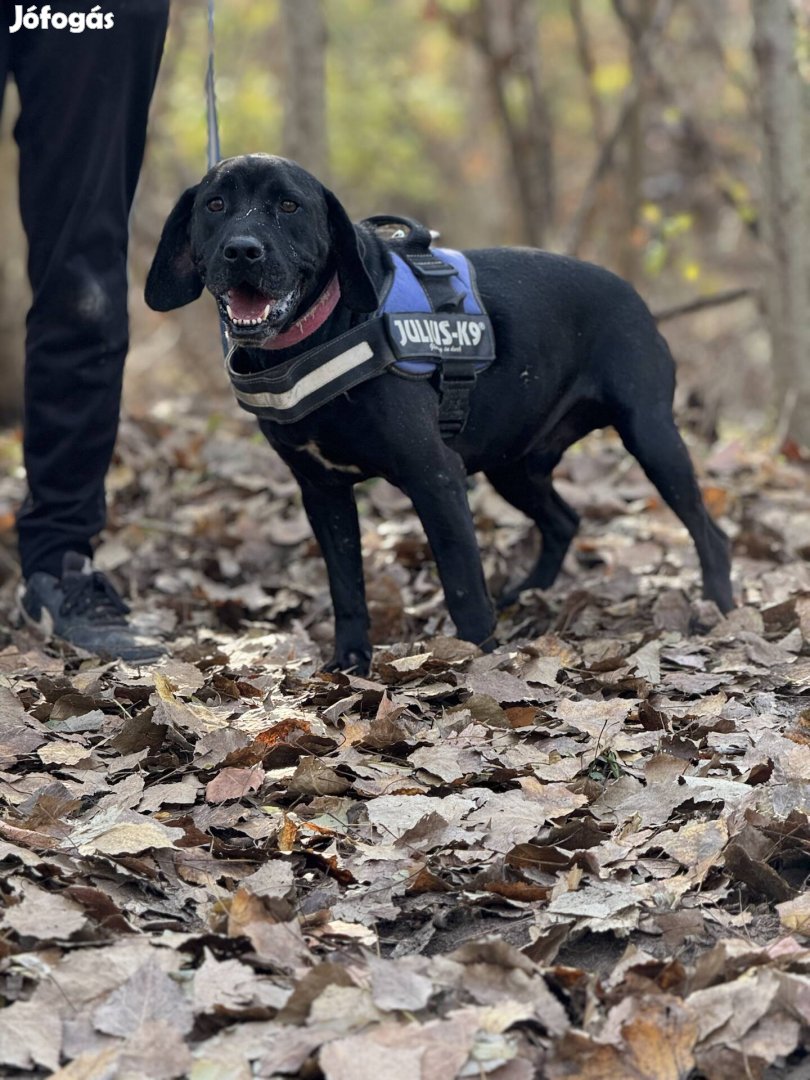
(0, 411), (808, 1079)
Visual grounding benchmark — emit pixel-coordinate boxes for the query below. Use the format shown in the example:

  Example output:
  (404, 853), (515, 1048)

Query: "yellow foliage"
(593, 61), (631, 97)
(662, 213), (693, 239)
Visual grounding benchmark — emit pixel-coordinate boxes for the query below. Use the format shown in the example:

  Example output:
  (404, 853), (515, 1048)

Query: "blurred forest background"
(0, 0), (808, 444)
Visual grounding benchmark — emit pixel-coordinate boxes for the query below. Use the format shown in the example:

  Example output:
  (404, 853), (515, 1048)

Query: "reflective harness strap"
(228, 320), (396, 426)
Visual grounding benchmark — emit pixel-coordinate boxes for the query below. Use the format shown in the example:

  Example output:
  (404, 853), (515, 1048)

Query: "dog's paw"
(324, 647), (372, 676)
(477, 633), (499, 654)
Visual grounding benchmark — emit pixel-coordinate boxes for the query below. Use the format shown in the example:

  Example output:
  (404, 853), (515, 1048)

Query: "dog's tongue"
(228, 285), (271, 321)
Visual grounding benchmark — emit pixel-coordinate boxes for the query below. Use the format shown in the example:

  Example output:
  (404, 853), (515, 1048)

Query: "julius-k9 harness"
(226, 216), (495, 438)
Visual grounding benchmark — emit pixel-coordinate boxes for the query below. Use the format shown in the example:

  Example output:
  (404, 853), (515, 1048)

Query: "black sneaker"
(19, 552), (165, 663)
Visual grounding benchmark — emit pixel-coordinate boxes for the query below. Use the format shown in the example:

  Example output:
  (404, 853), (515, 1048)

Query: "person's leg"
(0, 20), (9, 115)
(10, 0), (169, 579)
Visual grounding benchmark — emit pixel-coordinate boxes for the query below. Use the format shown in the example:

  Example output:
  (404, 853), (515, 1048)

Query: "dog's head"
(145, 154), (378, 345)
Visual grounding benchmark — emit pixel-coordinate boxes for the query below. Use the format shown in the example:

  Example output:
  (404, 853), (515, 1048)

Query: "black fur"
(147, 154), (733, 673)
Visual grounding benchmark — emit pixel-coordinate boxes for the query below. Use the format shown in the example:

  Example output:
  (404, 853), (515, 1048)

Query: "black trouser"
(0, 1), (169, 579)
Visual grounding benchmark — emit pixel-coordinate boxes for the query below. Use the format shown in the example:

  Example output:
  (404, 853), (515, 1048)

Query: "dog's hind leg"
(612, 406), (733, 612)
(486, 459), (580, 608)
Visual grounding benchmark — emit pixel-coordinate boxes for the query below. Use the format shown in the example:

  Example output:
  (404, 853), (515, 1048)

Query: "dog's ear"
(322, 185), (379, 313)
(145, 185), (204, 312)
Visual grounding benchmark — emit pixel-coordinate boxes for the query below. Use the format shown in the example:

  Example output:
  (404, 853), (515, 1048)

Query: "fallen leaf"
(777, 893), (810, 937)
(116, 1019), (193, 1080)
(287, 757), (351, 796)
(619, 996), (698, 1079)
(3, 881), (86, 940)
(368, 956), (434, 1012)
(93, 957), (194, 1037)
(37, 741), (95, 766)
(205, 764), (265, 802)
(66, 809), (184, 855)
(0, 1001), (62, 1072)
(319, 1012), (479, 1080)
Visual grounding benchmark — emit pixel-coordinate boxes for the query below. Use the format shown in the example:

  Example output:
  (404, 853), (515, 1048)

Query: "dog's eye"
(279, 199), (299, 214)
(207, 197), (225, 213)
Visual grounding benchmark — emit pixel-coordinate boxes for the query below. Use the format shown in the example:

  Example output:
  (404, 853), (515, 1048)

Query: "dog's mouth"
(218, 283), (296, 340)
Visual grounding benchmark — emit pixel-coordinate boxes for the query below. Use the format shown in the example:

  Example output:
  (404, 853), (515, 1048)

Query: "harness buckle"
(440, 363), (478, 387)
(403, 252), (457, 279)
(438, 359), (479, 438)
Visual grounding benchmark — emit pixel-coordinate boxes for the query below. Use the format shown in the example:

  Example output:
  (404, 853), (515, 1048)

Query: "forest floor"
(0, 411), (808, 1079)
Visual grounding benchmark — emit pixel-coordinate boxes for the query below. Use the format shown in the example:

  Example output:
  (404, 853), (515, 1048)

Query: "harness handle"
(360, 215), (434, 252)
(206, 0), (221, 170)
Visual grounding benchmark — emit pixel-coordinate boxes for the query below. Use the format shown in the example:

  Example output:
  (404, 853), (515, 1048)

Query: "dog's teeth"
(225, 303), (270, 328)
(227, 313), (267, 328)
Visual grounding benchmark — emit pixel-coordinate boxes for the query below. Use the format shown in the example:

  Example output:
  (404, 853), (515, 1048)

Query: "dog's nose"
(223, 236), (264, 264)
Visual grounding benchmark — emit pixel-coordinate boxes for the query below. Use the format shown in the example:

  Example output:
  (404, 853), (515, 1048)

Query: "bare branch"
(568, 0), (606, 143)
(653, 286), (756, 323)
(562, 0), (675, 257)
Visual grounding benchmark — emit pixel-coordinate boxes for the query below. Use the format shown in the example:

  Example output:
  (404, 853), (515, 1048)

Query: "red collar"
(261, 274), (341, 350)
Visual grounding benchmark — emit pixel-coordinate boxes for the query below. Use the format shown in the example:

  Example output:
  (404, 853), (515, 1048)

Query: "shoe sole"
(16, 582), (165, 664)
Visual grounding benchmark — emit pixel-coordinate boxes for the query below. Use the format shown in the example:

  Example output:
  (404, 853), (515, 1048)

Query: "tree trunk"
(609, 0), (653, 283)
(563, 0), (672, 258)
(752, 0), (810, 448)
(441, 0), (555, 246)
(568, 0), (605, 145)
(280, 0), (328, 179)
(487, 0), (554, 245)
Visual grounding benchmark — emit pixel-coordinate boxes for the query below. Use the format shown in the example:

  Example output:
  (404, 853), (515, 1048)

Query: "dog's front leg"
(296, 475), (372, 674)
(400, 451), (496, 649)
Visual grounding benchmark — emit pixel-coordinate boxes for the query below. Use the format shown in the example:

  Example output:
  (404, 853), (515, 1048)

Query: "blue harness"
(227, 216), (495, 437)
(383, 250), (493, 389)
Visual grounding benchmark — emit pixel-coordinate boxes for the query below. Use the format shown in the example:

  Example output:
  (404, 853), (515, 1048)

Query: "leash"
(205, 0), (230, 355)
(206, 0), (221, 170)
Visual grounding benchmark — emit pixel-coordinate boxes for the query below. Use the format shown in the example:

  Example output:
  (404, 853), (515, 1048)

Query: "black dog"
(146, 154), (733, 672)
